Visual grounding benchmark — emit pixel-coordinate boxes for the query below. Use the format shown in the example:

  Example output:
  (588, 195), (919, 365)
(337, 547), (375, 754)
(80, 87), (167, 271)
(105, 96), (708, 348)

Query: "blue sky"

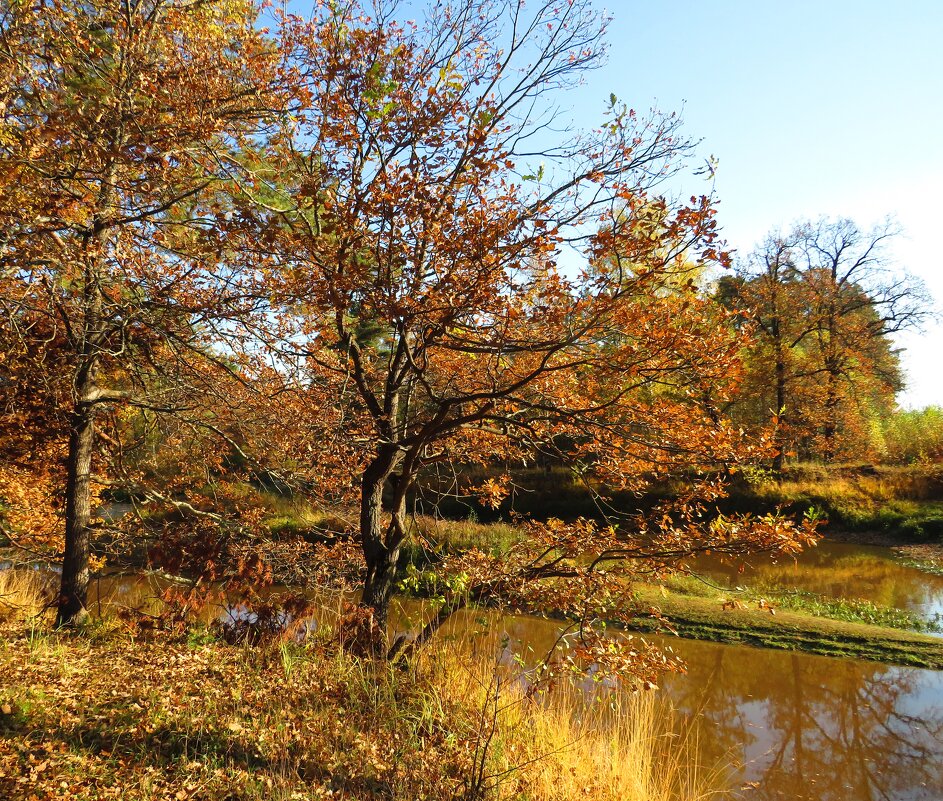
(287, 0), (940, 405)
(566, 1), (942, 407)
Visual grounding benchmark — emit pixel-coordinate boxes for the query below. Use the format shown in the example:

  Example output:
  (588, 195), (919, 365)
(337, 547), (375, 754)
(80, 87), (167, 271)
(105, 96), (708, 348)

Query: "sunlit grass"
(411, 515), (523, 556)
(649, 571), (939, 633)
(763, 590), (940, 631)
(424, 637), (719, 801)
(0, 568), (52, 622)
(0, 612), (721, 801)
(739, 463), (943, 537)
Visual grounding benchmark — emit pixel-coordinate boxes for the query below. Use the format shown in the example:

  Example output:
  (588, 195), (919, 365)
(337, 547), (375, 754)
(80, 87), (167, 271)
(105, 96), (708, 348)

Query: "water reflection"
(447, 611), (943, 801)
(664, 639), (943, 800)
(692, 542), (943, 620)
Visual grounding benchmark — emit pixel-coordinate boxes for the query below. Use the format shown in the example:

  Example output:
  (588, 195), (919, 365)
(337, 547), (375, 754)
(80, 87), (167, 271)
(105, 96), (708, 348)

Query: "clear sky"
(565, 1), (942, 407)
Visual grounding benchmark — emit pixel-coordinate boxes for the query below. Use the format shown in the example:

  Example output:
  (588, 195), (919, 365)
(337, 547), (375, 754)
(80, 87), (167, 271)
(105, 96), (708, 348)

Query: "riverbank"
(7, 462), (943, 678)
(630, 583), (943, 670)
(0, 610), (711, 801)
(415, 463), (943, 559)
(823, 526), (943, 564)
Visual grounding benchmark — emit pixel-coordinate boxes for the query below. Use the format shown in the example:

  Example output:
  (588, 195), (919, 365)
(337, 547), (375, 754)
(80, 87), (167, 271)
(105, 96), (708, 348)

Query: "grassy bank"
(630, 583), (943, 670)
(0, 575), (717, 801)
(730, 463), (943, 542)
(407, 462), (943, 544)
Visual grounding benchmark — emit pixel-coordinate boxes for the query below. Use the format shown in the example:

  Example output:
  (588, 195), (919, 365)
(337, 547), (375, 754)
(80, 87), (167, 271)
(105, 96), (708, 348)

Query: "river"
(482, 610), (943, 801)
(81, 559), (943, 801)
(5, 539), (943, 800)
(691, 540), (943, 623)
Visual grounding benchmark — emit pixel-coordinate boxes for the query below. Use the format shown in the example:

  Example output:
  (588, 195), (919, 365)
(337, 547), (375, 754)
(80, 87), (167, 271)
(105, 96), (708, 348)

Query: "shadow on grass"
(0, 706), (397, 799)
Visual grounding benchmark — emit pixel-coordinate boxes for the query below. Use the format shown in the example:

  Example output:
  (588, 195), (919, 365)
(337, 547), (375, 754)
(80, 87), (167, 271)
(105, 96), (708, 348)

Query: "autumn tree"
(0, 294), (70, 556)
(234, 0), (817, 658)
(879, 406), (943, 464)
(796, 218), (921, 461)
(721, 218), (925, 464)
(0, 0), (276, 625)
(715, 231), (815, 469)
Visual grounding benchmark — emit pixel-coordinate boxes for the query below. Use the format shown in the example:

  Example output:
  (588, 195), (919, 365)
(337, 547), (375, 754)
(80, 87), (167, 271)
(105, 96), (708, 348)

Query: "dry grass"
(260, 493), (355, 537)
(519, 690), (711, 801)
(0, 568), (53, 622)
(423, 638), (720, 801)
(0, 614), (721, 801)
(762, 462), (942, 503)
(741, 463), (943, 537)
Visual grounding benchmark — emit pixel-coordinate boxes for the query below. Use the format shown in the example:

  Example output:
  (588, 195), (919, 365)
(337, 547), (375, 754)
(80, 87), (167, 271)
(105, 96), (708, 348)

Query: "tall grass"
(0, 568), (52, 621)
(412, 515), (523, 556)
(879, 406), (943, 465)
(424, 639), (720, 801)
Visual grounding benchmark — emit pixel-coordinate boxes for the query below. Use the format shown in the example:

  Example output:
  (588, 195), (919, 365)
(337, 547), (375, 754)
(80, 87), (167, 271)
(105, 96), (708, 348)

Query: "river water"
(480, 610), (943, 801)
(6, 540), (943, 800)
(690, 541), (943, 622)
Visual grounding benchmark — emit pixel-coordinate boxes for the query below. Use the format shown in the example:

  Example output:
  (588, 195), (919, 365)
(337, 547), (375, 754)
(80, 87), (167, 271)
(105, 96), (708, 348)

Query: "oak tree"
(0, 0), (276, 624)
(797, 218), (921, 461)
(238, 0), (817, 657)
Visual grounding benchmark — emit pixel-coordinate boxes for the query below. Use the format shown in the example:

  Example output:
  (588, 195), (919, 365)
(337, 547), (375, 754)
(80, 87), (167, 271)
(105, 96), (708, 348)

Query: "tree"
(0, 299), (70, 557)
(879, 406), (943, 464)
(716, 231), (818, 469)
(0, 0), (276, 625)
(237, 0), (817, 657)
(796, 218), (921, 461)
(720, 218), (924, 464)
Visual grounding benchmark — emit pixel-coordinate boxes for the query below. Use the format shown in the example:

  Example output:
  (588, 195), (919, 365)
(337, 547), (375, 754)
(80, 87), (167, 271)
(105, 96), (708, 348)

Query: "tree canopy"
(0, 0), (844, 664)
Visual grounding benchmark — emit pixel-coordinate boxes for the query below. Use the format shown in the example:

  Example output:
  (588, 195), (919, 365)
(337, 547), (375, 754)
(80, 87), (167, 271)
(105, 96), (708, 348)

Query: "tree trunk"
(57, 399), (96, 627)
(772, 345), (787, 472)
(57, 173), (112, 627)
(822, 373), (839, 463)
(359, 447), (403, 636)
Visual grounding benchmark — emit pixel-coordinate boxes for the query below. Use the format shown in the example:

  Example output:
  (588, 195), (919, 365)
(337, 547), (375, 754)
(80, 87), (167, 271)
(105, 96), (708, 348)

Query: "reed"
(424, 637), (721, 801)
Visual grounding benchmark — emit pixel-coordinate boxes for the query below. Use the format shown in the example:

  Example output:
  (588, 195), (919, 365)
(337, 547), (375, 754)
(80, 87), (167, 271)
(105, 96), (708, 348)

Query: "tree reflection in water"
(661, 639), (943, 800)
(691, 542), (943, 619)
(470, 613), (943, 801)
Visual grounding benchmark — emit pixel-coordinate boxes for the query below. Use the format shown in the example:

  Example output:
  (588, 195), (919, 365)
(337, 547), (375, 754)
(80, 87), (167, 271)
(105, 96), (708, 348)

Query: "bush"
(881, 407), (943, 464)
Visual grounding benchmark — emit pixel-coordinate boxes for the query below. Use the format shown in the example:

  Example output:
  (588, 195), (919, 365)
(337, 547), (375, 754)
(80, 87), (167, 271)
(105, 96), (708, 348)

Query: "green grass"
(658, 572), (940, 632)
(725, 463), (943, 539)
(755, 589), (941, 632)
(631, 584), (943, 669)
(900, 555), (943, 576)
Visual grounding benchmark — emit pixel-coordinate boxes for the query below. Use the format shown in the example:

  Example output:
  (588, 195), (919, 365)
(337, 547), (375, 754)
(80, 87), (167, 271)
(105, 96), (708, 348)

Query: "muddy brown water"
(477, 610), (943, 801)
(78, 568), (943, 801)
(691, 540), (943, 623)
(6, 542), (943, 801)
